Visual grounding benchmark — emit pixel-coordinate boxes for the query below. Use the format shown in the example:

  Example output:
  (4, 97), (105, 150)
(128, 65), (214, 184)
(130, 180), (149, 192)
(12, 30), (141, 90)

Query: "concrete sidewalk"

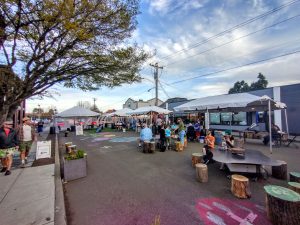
(0, 164), (55, 225)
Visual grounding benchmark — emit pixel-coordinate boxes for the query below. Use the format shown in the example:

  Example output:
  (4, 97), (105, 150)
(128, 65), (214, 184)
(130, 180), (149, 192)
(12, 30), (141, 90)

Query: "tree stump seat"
(289, 172), (300, 182)
(264, 185), (300, 225)
(288, 182), (300, 194)
(65, 142), (72, 153)
(195, 163), (208, 183)
(192, 153), (203, 167)
(272, 160), (287, 180)
(231, 174), (251, 199)
(175, 141), (183, 152)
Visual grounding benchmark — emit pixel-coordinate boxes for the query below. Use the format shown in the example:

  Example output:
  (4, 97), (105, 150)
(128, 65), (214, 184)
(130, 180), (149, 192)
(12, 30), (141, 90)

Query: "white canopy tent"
(107, 108), (133, 117)
(174, 93), (287, 154)
(127, 106), (172, 115)
(56, 106), (100, 118)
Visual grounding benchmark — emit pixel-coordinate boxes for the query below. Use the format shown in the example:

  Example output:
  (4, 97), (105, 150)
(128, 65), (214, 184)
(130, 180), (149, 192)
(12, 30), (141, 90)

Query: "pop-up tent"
(56, 106), (100, 118)
(174, 93), (287, 153)
(127, 106), (172, 115)
(108, 108), (133, 117)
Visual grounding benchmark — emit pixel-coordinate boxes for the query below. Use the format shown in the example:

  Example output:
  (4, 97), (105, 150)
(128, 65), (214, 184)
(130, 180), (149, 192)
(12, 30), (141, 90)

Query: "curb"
(54, 133), (67, 225)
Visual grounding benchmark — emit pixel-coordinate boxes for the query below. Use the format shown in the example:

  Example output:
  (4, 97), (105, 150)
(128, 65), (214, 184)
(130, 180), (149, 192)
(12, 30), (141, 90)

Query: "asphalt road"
(61, 131), (299, 225)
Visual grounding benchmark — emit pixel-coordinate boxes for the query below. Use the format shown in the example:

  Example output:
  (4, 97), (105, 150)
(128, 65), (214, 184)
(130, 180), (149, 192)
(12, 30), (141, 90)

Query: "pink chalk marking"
(196, 198), (271, 225)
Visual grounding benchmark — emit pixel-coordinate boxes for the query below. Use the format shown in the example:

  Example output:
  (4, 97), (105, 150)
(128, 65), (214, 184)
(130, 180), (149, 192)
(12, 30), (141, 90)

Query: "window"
(209, 112), (248, 126)
(220, 113), (232, 125)
(210, 113), (220, 125)
(232, 112), (247, 125)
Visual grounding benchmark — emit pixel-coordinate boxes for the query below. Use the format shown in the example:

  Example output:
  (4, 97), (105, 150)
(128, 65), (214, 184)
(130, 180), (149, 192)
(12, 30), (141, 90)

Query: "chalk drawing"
(91, 137), (111, 142)
(196, 198), (271, 225)
(207, 212), (226, 225)
(109, 137), (138, 143)
(100, 146), (112, 149)
(104, 134), (116, 138)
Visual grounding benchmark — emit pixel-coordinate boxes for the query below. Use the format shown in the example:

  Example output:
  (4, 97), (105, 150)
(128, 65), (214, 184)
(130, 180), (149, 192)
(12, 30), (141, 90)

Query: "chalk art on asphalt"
(109, 137), (138, 143)
(196, 198), (271, 225)
(91, 137), (111, 142)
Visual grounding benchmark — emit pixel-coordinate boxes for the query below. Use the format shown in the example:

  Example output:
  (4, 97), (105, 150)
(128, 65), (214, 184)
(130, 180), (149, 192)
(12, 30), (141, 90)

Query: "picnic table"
(214, 149), (281, 176)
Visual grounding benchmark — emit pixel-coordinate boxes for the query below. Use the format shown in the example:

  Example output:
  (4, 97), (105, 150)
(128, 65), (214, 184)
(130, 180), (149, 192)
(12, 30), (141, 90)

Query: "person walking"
(0, 119), (18, 176)
(165, 125), (171, 149)
(177, 118), (185, 146)
(37, 120), (44, 136)
(17, 117), (36, 168)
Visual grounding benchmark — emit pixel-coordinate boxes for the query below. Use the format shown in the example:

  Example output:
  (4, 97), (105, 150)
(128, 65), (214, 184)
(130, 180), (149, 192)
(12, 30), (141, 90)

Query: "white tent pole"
(284, 109), (289, 138)
(268, 100), (272, 154)
(206, 108), (210, 130)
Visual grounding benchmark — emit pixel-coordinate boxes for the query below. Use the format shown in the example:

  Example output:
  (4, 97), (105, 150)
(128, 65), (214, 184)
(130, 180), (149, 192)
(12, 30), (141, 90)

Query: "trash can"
(71, 125), (76, 132)
(50, 126), (56, 134)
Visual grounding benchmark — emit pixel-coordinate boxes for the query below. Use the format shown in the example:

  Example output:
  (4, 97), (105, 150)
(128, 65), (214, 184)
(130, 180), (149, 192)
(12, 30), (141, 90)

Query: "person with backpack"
(0, 119), (18, 176)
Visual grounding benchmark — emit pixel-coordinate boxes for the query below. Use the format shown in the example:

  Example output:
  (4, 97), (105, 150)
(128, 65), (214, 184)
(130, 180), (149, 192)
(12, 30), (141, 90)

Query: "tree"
(228, 80), (250, 94)
(250, 73), (268, 91)
(228, 73), (268, 94)
(77, 101), (91, 109)
(0, 0), (148, 123)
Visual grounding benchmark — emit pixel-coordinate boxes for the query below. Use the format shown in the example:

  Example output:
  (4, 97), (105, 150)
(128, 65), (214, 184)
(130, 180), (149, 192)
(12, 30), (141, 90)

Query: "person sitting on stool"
(138, 124), (153, 147)
(203, 131), (215, 164)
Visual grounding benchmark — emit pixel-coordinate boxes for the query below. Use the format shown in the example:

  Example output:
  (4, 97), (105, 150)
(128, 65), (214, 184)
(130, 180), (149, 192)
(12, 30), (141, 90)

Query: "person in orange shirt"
(203, 130), (215, 164)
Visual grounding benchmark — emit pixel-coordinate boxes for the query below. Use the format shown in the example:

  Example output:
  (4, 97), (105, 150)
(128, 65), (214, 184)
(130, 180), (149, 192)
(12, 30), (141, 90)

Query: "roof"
(174, 93), (286, 112)
(127, 106), (172, 115)
(56, 106), (100, 118)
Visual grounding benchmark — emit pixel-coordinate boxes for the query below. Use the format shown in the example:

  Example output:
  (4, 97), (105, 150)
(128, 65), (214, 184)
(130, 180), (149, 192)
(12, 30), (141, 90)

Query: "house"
(123, 98), (163, 110)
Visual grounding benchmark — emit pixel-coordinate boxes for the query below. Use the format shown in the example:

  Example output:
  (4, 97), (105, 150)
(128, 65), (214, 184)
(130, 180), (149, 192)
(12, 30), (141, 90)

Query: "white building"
(123, 98), (163, 110)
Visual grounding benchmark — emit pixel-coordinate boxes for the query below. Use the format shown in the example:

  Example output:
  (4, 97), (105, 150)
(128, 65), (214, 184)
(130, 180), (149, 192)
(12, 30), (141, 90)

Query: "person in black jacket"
(0, 119), (19, 176)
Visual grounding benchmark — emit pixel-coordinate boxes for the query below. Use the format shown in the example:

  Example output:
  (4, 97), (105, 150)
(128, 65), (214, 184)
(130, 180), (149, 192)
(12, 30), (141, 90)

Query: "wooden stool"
(234, 138), (244, 148)
(231, 174), (251, 199)
(272, 160), (287, 180)
(65, 142), (72, 153)
(192, 153), (203, 167)
(288, 182), (300, 194)
(143, 141), (150, 153)
(149, 141), (156, 153)
(67, 145), (76, 154)
(175, 141), (183, 152)
(290, 172), (300, 182)
(264, 185), (300, 225)
(195, 163), (208, 183)
(230, 147), (245, 157)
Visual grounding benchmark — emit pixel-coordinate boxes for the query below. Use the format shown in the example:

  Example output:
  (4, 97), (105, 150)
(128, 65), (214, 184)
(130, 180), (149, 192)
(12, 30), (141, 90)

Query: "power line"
(159, 0), (300, 61)
(166, 14), (300, 66)
(167, 49), (300, 85)
(158, 81), (171, 98)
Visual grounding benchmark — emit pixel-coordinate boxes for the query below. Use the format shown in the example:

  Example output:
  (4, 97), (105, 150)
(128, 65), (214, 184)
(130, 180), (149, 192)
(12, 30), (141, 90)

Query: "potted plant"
(63, 149), (87, 182)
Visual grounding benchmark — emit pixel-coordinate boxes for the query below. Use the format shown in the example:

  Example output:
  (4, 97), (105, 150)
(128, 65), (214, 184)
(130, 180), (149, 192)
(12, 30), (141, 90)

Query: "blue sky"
(27, 0), (300, 113)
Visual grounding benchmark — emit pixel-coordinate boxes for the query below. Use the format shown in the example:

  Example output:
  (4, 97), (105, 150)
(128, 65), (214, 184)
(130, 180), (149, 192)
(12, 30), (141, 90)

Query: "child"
(165, 125), (171, 150)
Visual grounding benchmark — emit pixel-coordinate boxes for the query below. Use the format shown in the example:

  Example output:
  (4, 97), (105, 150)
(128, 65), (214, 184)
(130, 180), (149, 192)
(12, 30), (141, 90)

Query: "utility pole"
(149, 63), (163, 106)
(93, 98), (97, 110)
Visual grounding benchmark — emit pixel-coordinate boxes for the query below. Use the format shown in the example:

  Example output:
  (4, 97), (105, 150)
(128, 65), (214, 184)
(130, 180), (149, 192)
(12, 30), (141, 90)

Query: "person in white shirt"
(17, 117), (36, 168)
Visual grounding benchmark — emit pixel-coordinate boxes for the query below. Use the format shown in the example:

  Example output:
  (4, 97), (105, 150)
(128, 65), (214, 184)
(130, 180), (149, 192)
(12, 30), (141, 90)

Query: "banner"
(76, 125), (83, 135)
(36, 141), (51, 159)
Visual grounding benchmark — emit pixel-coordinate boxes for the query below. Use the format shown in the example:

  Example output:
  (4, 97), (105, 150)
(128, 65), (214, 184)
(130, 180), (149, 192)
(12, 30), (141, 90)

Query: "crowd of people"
(0, 117), (37, 176)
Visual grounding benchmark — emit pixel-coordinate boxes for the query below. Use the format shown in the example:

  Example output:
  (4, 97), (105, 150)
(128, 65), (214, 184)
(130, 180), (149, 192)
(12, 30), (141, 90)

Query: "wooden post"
(231, 174), (251, 199)
(195, 163), (208, 183)
(192, 153), (203, 167)
(288, 182), (300, 194)
(290, 172), (300, 182)
(264, 185), (300, 225)
(272, 161), (287, 180)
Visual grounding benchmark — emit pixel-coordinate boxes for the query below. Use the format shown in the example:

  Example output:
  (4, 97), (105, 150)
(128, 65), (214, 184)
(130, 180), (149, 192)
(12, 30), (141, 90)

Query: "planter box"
(63, 156), (87, 181)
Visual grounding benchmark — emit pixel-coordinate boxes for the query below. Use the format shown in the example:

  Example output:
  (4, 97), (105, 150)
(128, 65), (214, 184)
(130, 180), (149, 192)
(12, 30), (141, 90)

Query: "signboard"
(36, 141), (51, 159)
(76, 125), (83, 136)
